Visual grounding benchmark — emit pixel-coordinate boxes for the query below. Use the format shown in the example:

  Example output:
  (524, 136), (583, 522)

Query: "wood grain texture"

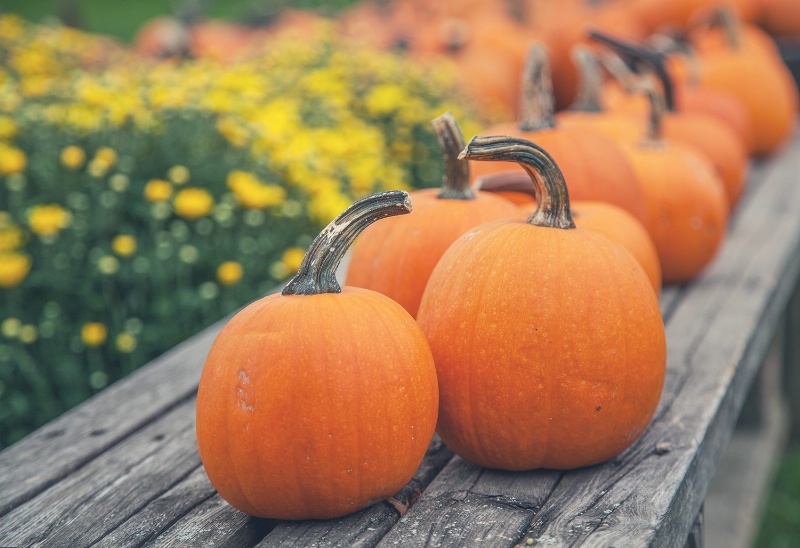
(0, 317), (224, 517)
(0, 400), (200, 547)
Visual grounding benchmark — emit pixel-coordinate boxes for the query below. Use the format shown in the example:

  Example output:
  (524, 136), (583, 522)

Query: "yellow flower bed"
(0, 14), (479, 447)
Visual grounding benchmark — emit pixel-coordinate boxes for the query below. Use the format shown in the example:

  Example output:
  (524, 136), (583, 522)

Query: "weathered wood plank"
(0, 400), (201, 546)
(0, 318), (224, 517)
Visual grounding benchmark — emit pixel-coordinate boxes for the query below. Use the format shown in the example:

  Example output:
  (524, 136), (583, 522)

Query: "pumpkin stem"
(598, 49), (638, 93)
(632, 75), (667, 146)
(518, 43), (556, 132)
(282, 190), (412, 295)
(459, 135), (575, 229)
(588, 30), (675, 111)
(713, 6), (742, 51)
(649, 33), (701, 87)
(569, 45), (604, 112)
(432, 112), (475, 200)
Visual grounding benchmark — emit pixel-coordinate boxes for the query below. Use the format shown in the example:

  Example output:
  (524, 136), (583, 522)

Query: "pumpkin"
(476, 172), (662, 296)
(629, 0), (758, 33)
(588, 32), (749, 209)
(416, 135), (666, 471)
(196, 190), (439, 520)
(470, 43), (648, 225)
(614, 77), (729, 283)
(346, 112), (518, 318)
(754, 0), (800, 37)
(686, 7), (799, 156)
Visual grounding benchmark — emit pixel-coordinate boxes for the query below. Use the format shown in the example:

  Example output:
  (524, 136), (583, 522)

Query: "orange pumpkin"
(470, 43), (648, 225)
(687, 8), (799, 156)
(346, 113), (518, 318)
(616, 78), (729, 283)
(417, 135), (666, 471)
(755, 0), (800, 36)
(588, 32), (749, 209)
(196, 190), (439, 520)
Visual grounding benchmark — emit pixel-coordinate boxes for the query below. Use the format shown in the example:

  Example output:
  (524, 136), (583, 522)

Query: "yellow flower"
(282, 247), (306, 273)
(19, 324), (37, 344)
(112, 235), (137, 257)
(174, 188), (214, 219)
(0, 144), (26, 176)
(0, 116), (17, 140)
(115, 332), (137, 353)
(0, 215), (24, 252)
(144, 179), (173, 202)
(217, 261), (243, 285)
(365, 84), (407, 116)
(60, 145), (86, 170)
(81, 322), (107, 347)
(88, 158), (110, 178)
(28, 204), (71, 236)
(227, 170), (286, 210)
(93, 146), (117, 168)
(168, 165), (190, 185)
(0, 252), (30, 288)
(1, 317), (21, 337)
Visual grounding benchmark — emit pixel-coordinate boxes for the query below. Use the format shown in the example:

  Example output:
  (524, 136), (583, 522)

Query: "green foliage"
(753, 443), (800, 548)
(0, 14), (478, 448)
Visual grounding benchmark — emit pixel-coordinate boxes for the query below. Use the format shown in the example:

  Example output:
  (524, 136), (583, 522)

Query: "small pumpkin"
(417, 134), (666, 471)
(588, 32), (749, 209)
(470, 43), (648, 225)
(686, 7), (799, 156)
(346, 112), (518, 318)
(196, 190), (439, 520)
(614, 77), (729, 283)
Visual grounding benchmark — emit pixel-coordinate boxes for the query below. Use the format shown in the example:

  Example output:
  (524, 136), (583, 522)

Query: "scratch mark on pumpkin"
(238, 370), (250, 384)
(241, 400), (254, 413)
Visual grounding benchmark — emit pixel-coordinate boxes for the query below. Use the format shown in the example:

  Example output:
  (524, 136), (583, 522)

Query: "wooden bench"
(1, 130), (799, 547)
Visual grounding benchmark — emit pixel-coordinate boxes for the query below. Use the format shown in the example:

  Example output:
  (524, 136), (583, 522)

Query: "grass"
(753, 442), (800, 547)
(3, 0), (355, 43)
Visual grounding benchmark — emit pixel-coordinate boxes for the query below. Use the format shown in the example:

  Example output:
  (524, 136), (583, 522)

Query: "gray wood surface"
(0, 133), (798, 547)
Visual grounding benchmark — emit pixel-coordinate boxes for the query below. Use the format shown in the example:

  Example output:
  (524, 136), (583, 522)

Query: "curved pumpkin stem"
(649, 33), (701, 88)
(282, 190), (412, 295)
(518, 43), (556, 132)
(569, 45), (604, 112)
(459, 135), (575, 229)
(633, 75), (667, 146)
(432, 112), (475, 200)
(713, 6), (742, 50)
(588, 30), (675, 112)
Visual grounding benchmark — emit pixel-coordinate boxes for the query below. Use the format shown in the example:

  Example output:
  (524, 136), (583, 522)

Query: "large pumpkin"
(417, 135), (666, 471)
(346, 112), (518, 318)
(196, 191), (439, 520)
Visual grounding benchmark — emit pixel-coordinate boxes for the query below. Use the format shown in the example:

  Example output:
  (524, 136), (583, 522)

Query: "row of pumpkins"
(193, 1), (799, 522)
